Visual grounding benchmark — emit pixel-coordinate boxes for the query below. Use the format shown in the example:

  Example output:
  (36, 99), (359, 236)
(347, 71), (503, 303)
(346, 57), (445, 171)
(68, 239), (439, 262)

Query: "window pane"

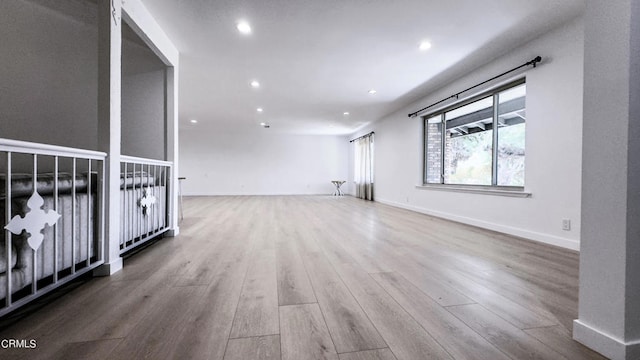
(444, 97), (493, 185)
(425, 115), (442, 183)
(497, 84), (526, 186)
(445, 97), (493, 121)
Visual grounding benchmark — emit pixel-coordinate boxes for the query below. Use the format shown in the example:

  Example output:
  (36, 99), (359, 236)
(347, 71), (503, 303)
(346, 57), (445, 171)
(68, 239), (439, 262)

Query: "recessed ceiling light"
(257, 108), (263, 113)
(343, 112), (350, 116)
(260, 122), (266, 126)
(368, 89), (377, 95)
(250, 80), (260, 88)
(190, 119), (198, 124)
(419, 40), (432, 51)
(237, 21), (251, 34)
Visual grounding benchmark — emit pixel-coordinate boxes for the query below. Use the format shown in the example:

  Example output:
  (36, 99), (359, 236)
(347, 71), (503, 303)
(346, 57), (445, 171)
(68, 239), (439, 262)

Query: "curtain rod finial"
(532, 56), (542, 67)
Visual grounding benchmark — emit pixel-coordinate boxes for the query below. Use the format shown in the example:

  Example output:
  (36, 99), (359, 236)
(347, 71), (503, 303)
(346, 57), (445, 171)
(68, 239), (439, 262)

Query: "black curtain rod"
(349, 131), (374, 143)
(407, 56), (542, 118)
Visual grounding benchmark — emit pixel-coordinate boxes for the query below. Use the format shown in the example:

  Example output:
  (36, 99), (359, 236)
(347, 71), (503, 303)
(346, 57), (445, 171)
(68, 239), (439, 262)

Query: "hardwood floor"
(0, 196), (606, 360)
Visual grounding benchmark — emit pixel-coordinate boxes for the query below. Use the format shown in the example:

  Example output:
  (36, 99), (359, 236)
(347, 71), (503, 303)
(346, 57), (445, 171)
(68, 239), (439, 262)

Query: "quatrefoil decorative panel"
(4, 191), (61, 251)
(138, 188), (156, 215)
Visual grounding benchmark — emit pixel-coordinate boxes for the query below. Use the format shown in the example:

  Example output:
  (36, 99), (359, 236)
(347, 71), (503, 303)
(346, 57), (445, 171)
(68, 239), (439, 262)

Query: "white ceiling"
(139, 0), (584, 135)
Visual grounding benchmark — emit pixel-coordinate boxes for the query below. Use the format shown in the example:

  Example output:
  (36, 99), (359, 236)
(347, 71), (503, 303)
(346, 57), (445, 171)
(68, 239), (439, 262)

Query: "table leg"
(178, 178), (185, 222)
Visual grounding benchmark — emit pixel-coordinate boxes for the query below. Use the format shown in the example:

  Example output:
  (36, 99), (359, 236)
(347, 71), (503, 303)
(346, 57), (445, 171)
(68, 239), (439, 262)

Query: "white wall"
(179, 127), (349, 195)
(0, 0), (169, 162)
(348, 16), (584, 250)
(121, 24), (166, 160)
(0, 0), (98, 150)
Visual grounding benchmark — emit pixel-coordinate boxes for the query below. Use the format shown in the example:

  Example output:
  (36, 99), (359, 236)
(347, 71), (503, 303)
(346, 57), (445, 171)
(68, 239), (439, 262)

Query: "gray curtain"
(354, 134), (374, 200)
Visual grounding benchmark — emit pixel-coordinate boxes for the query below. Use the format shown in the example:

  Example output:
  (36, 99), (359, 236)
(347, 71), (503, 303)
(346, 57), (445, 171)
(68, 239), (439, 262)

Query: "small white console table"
(331, 180), (346, 196)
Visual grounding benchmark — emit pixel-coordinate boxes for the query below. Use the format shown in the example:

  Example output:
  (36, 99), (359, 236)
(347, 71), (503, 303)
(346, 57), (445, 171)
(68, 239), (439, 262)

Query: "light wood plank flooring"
(0, 196), (606, 360)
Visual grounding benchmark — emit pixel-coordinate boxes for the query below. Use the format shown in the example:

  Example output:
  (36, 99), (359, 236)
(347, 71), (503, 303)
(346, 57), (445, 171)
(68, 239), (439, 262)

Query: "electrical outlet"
(562, 219), (571, 231)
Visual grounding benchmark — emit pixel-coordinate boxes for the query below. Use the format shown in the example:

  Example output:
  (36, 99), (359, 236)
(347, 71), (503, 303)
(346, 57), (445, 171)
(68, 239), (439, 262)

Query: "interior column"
(574, 1), (640, 359)
(95, 0), (123, 276)
(166, 66), (180, 236)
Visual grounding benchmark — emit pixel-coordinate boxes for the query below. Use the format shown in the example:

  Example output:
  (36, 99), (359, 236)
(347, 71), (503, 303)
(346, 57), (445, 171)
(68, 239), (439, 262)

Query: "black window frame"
(422, 78), (527, 189)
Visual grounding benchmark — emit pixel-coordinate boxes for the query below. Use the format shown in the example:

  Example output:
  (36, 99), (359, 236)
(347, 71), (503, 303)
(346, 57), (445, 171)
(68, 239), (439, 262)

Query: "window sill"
(415, 184), (532, 198)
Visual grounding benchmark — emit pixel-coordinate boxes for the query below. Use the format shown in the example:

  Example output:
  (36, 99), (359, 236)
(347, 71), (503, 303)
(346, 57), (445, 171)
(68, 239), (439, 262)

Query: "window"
(424, 80), (526, 188)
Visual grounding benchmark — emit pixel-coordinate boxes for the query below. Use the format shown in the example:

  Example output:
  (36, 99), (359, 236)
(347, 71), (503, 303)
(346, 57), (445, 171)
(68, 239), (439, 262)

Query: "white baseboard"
(574, 320), (640, 360)
(375, 198), (580, 251)
(93, 258), (124, 277)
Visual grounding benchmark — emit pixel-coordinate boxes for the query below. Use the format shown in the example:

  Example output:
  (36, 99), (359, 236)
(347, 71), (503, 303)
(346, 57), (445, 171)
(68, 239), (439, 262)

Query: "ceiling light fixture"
(368, 89), (377, 95)
(257, 108), (263, 112)
(343, 112), (350, 115)
(250, 80), (260, 88)
(419, 40), (432, 51)
(190, 119), (198, 124)
(236, 21), (252, 35)
(260, 122), (266, 126)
